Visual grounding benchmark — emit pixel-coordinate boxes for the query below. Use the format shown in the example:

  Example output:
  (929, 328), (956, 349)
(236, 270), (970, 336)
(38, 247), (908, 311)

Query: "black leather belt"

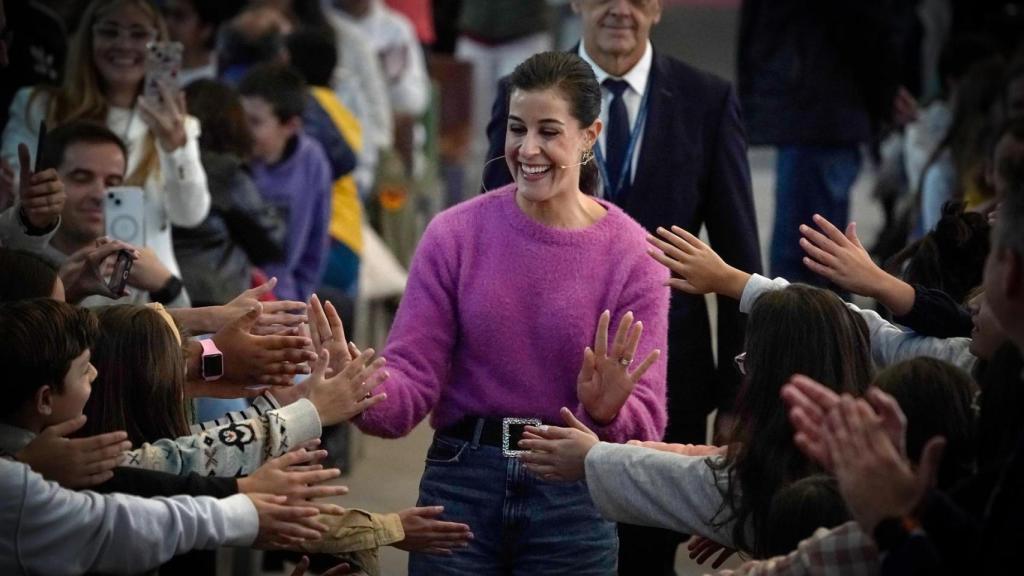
(438, 416), (543, 457)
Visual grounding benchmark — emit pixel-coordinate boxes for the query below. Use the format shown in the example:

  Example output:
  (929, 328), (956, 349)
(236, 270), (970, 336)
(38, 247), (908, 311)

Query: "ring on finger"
(618, 357), (632, 367)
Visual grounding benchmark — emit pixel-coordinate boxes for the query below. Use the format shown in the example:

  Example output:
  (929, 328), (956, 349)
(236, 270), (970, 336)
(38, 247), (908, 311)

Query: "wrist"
(184, 340), (202, 380)
(18, 207), (56, 235)
(871, 515), (921, 551)
(720, 267), (752, 301)
(150, 275), (183, 304)
(583, 404), (615, 426)
(876, 274), (915, 316)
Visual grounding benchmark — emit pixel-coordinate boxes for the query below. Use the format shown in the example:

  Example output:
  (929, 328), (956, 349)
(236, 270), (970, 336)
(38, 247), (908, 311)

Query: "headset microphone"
(559, 147), (595, 170)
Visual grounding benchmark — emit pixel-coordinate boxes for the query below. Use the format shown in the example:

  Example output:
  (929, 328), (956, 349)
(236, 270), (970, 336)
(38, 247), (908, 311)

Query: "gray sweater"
(584, 442), (741, 547)
(740, 274), (976, 373)
(0, 458), (256, 575)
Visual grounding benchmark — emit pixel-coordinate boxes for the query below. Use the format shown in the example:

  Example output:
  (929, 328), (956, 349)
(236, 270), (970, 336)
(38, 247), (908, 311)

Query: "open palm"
(577, 310), (660, 424)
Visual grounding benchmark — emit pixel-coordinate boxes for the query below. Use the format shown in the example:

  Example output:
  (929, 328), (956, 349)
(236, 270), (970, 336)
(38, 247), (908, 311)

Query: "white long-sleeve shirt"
(2, 87), (211, 277)
(0, 458), (257, 575)
(739, 274), (977, 373)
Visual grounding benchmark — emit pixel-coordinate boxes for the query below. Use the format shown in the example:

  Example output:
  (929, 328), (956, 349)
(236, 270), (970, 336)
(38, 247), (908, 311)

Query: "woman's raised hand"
(137, 80), (187, 152)
(646, 226), (750, 300)
(576, 310), (660, 425)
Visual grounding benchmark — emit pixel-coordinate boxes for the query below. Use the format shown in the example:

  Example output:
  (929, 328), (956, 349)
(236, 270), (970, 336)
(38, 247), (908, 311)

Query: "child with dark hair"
(161, 0), (246, 85)
(874, 357), (977, 490)
(0, 299), (99, 426)
(172, 78), (287, 306)
(0, 248), (62, 301)
(885, 201), (990, 306)
(239, 63), (332, 302)
(762, 475), (850, 558)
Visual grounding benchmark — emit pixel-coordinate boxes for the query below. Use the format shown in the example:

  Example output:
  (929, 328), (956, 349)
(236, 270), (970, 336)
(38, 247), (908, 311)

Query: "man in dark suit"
(483, 1), (762, 573)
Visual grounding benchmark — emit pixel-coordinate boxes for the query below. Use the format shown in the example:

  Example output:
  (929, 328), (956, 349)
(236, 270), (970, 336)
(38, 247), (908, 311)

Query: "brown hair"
(0, 299), (99, 416)
(82, 305), (190, 445)
(184, 79), (253, 158)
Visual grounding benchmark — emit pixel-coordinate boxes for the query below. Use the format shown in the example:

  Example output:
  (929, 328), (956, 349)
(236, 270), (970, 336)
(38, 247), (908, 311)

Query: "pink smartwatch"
(200, 339), (224, 381)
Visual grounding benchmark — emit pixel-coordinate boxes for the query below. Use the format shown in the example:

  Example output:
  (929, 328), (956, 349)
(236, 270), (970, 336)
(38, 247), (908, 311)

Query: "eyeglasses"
(734, 352), (747, 376)
(92, 23), (157, 45)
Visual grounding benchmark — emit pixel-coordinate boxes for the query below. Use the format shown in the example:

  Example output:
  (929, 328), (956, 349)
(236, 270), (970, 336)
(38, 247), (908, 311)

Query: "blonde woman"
(1, 0), (210, 286)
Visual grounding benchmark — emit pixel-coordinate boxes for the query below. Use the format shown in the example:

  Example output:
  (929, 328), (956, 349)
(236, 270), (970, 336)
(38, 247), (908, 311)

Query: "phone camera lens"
(108, 192), (114, 198)
(115, 199), (121, 206)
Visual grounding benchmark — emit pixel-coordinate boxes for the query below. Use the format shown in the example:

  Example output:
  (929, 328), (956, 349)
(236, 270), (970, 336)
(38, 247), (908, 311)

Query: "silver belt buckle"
(502, 417), (541, 457)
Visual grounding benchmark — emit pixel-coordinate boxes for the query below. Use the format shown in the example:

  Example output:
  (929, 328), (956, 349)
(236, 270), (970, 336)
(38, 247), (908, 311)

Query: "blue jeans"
(408, 433), (618, 575)
(770, 145), (861, 285)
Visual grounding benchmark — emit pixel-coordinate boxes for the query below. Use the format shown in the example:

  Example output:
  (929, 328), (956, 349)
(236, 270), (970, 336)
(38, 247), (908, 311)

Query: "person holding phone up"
(0, 140), (66, 251)
(0, 0), (210, 302)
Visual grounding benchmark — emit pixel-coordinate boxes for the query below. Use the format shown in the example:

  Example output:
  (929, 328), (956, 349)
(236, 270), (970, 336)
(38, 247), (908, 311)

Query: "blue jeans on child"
(770, 145), (861, 285)
(408, 433), (618, 575)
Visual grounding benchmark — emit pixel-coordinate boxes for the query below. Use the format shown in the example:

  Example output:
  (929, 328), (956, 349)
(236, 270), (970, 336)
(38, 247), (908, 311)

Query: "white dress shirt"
(578, 40), (654, 194)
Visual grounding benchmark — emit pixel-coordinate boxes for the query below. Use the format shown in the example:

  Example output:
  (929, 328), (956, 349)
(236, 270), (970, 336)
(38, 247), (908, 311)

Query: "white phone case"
(104, 186), (145, 247)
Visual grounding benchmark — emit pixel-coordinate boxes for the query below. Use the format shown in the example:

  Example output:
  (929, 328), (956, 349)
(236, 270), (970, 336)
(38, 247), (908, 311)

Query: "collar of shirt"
(578, 40), (653, 100)
(0, 422), (37, 457)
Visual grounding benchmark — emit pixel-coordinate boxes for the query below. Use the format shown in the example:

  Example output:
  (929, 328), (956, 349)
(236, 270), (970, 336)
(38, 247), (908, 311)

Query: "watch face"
(202, 353), (224, 378)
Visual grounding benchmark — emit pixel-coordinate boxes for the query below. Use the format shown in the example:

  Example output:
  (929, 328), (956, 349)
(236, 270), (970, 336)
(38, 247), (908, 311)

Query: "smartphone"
(144, 41), (183, 101)
(104, 186), (145, 247)
(34, 120), (47, 172)
(107, 249), (134, 297)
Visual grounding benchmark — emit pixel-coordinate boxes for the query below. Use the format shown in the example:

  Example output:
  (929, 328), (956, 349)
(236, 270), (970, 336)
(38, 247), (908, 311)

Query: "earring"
(580, 148), (595, 166)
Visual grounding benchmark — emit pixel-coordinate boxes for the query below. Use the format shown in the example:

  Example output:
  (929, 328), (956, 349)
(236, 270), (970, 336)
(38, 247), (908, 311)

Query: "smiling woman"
(504, 52), (604, 227)
(351, 51), (670, 575)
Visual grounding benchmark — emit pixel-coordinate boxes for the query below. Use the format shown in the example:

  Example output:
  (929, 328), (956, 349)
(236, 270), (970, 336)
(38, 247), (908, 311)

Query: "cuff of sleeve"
(18, 208), (60, 236)
(739, 274), (787, 314)
(273, 398), (322, 445)
(218, 493), (260, 546)
(256, 392), (282, 411)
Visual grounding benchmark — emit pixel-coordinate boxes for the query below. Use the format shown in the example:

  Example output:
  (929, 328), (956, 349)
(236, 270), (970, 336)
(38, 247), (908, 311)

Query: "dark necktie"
(602, 78), (631, 196)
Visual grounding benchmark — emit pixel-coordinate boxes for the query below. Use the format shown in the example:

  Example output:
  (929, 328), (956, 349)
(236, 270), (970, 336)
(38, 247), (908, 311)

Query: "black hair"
(36, 120), (127, 173)
(238, 62), (307, 121)
(216, 10), (288, 80)
(286, 27), (338, 87)
(885, 201), (990, 304)
(762, 475), (850, 558)
(184, 79), (253, 158)
(713, 284), (873, 556)
(0, 249), (60, 302)
(874, 358), (977, 490)
(289, 0), (332, 32)
(0, 299), (99, 417)
(976, 342), (1024, 469)
(507, 52), (602, 195)
(168, 0), (247, 50)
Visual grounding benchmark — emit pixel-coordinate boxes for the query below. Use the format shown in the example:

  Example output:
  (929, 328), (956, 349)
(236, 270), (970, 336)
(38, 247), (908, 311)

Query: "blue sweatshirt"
(250, 133), (333, 301)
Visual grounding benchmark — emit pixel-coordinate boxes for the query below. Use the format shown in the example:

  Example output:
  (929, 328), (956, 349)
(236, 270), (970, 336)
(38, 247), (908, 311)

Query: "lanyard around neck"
(594, 77), (651, 201)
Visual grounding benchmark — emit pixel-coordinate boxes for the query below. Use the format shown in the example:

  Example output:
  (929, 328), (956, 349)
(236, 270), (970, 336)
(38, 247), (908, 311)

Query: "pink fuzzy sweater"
(355, 185), (670, 442)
